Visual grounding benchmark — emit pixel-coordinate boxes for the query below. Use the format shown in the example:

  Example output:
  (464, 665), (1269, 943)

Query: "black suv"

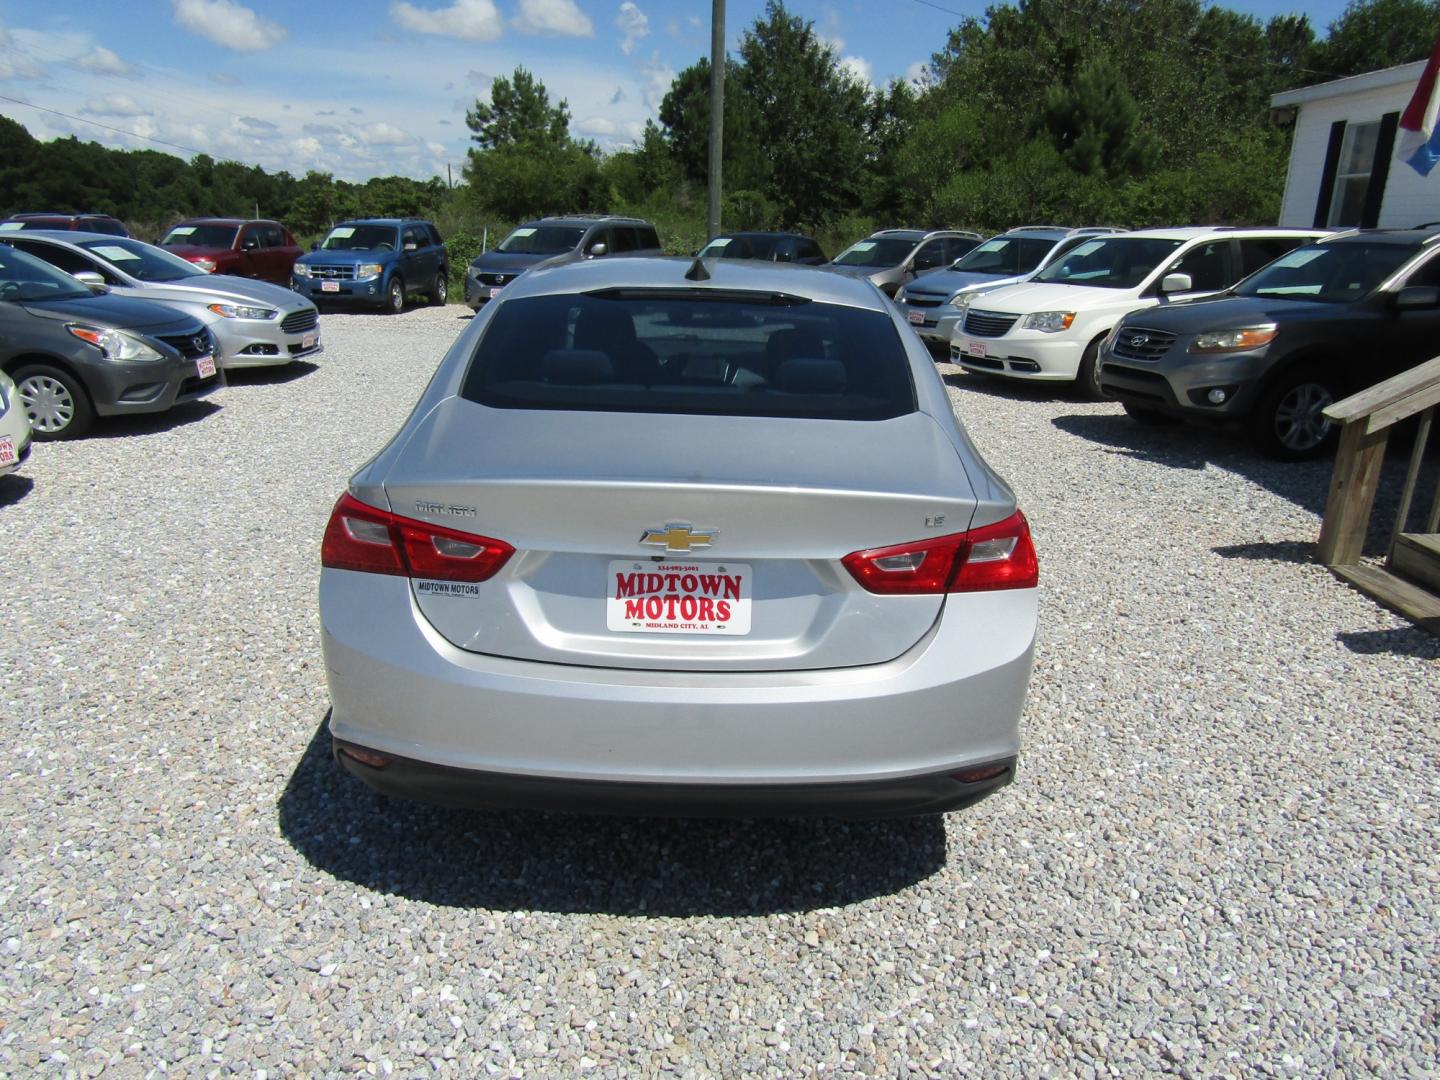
(1099, 228), (1440, 460)
(464, 216), (662, 311)
(2, 212), (129, 237)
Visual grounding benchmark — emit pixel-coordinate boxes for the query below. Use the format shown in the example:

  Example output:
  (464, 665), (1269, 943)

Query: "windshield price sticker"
(1274, 249), (1325, 268)
(510, 227), (536, 238)
(0, 222), (22, 232)
(329, 227), (355, 239)
(849, 241), (876, 253)
(168, 226), (196, 237)
(976, 239), (1009, 253)
(607, 561), (752, 635)
(94, 246), (139, 262)
(1070, 240), (1104, 258)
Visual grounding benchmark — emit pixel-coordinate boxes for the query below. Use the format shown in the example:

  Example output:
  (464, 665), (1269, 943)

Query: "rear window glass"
(461, 291), (916, 421)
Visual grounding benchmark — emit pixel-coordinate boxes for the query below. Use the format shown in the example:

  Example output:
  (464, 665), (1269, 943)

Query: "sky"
(0, 0), (1354, 184)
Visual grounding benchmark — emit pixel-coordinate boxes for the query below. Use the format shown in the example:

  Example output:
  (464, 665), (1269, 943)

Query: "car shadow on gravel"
(223, 360), (319, 386)
(0, 473), (33, 507)
(1335, 625), (1440, 656)
(940, 367), (1077, 404)
(87, 400), (222, 439)
(278, 717), (947, 916)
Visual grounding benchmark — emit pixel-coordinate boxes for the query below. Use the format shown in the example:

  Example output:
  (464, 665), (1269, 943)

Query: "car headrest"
(776, 358), (847, 394)
(542, 348), (615, 384)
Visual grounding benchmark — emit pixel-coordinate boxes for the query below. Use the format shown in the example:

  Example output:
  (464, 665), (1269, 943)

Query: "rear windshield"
(461, 291), (916, 421)
(954, 237), (1057, 276)
(831, 237), (917, 268)
(161, 224), (238, 248)
(1033, 236), (1184, 289)
(1235, 242), (1416, 303)
(497, 226), (586, 254)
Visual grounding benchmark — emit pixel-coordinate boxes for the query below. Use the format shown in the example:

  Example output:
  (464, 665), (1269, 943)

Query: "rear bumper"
(334, 740), (1017, 818)
(320, 571), (1036, 815)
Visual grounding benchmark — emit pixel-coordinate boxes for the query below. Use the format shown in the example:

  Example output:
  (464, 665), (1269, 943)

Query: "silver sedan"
(2, 231), (321, 369)
(319, 257), (1038, 817)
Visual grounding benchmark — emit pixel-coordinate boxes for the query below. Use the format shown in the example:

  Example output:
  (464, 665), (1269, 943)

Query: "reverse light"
(207, 302), (278, 320)
(842, 510), (1038, 594)
(321, 492), (514, 583)
(1023, 310), (1075, 333)
(66, 324), (164, 363)
(1188, 326), (1278, 354)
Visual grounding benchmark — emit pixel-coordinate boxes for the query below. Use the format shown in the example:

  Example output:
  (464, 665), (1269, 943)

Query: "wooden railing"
(1317, 354), (1440, 633)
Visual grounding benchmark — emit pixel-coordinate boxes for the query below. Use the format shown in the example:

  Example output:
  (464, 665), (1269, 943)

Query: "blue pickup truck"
(292, 218), (447, 313)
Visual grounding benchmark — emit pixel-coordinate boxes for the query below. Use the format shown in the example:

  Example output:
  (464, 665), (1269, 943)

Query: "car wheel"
(13, 364), (94, 440)
(1121, 402), (1180, 426)
(385, 277), (405, 315)
(430, 272), (448, 306)
(1074, 337), (1109, 402)
(1249, 369), (1341, 461)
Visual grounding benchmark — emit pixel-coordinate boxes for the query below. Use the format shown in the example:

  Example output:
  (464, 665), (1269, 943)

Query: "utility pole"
(706, 0), (725, 241)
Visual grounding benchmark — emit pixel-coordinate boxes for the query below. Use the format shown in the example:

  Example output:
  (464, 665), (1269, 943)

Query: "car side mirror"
(1395, 285), (1440, 308)
(310, 241), (320, 251)
(1159, 272), (1193, 293)
(72, 270), (106, 287)
(241, 238), (259, 251)
(588, 242), (608, 258)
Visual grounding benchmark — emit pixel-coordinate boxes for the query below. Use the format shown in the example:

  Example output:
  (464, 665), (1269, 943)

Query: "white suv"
(949, 227), (1328, 398)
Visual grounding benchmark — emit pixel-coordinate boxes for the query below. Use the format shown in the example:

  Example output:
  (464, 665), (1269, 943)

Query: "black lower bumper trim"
(332, 738), (1017, 819)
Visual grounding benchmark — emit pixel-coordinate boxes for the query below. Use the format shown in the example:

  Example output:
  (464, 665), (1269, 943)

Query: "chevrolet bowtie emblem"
(640, 523), (717, 553)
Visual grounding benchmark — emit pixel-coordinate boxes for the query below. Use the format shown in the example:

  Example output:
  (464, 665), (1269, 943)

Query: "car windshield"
(953, 237), (1058, 276)
(77, 238), (207, 282)
(1235, 242), (1418, 303)
(160, 224), (238, 248)
(497, 226), (586, 254)
(461, 291), (916, 421)
(321, 225), (399, 251)
(0, 244), (94, 301)
(831, 237), (917, 268)
(700, 235), (784, 261)
(1032, 237), (1184, 289)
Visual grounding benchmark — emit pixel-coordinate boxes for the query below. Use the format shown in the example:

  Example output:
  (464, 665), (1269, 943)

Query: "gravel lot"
(2, 304), (1436, 1078)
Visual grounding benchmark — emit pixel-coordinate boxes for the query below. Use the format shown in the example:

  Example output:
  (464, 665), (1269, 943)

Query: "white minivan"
(949, 227), (1328, 398)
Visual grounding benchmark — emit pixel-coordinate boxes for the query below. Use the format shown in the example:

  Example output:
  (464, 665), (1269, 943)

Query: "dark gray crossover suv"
(1100, 228), (1440, 460)
(464, 216), (662, 311)
(0, 243), (221, 439)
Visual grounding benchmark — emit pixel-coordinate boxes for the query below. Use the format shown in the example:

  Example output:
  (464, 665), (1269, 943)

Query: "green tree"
(466, 67), (572, 151)
(1042, 58), (1155, 179)
(1310, 0), (1440, 80)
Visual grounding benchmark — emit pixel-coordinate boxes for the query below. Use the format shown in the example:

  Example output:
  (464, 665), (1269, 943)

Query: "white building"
(1272, 60), (1439, 230)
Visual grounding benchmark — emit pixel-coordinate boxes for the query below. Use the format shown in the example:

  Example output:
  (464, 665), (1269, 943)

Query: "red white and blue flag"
(1399, 37), (1440, 176)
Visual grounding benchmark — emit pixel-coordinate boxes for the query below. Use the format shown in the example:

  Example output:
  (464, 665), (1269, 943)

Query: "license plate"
(302, 333), (318, 349)
(967, 340), (987, 358)
(0, 435), (14, 467)
(321, 281), (340, 293)
(488, 286), (504, 298)
(907, 310), (925, 325)
(196, 355), (217, 378)
(606, 560), (752, 635)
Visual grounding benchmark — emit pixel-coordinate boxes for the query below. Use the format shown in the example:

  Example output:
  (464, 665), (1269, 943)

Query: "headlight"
(192, 258), (217, 273)
(1023, 310), (1076, 333)
(67, 324), (164, 363)
(355, 263), (384, 280)
(1188, 326), (1278, 354)
(207, 302), (278, 320)
(949, 288), (978, 307)
(292, 263), (312, 278)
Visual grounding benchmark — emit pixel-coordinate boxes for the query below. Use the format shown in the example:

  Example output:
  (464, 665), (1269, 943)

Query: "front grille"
(960, 353), (1004, 370)
(963, 310), (1020, 338)
(904, 296), (944, 309)
(280, 308), (319, 334)
(309, 264), (356, 280)
(1111, 327), (1176, 361)
(156, 329), (214, 360)
(478, 273), (513, 287)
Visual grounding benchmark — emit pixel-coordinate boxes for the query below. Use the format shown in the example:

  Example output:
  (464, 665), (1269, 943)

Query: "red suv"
(157, 218), (302, 285)
(1, 212), (128, 236)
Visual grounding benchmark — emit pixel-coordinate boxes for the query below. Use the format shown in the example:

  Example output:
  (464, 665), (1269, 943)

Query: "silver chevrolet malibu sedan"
(320, 256), (1038, 817)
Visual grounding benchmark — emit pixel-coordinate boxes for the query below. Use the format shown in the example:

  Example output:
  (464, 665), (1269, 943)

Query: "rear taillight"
(321, 492), (514, 583)
(842, 510), (1038, 594)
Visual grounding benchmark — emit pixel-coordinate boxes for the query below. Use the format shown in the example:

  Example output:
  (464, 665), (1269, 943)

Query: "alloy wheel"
(1272, 381), (1335, 453)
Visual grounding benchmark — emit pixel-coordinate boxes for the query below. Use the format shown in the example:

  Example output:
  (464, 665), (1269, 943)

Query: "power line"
(0, 92), (209, 156)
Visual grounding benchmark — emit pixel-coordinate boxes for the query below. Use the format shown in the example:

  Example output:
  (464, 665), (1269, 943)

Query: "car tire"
(1248, 368), (1342, 461)
(1121, 402), (1180, 426)
(385, 277), (405, 315)
(429, 272), (448, 306)
(1074, 337), (1109, 402)
(13, 363), (94, 440)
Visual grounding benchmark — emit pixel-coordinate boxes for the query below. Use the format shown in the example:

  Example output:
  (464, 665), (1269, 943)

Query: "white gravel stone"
(0, 308), (1435, 1077)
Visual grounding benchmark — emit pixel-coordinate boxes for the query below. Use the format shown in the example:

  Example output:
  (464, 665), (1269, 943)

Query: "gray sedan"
(319, 257), (1038, 817)
(4, 232), (321, 369)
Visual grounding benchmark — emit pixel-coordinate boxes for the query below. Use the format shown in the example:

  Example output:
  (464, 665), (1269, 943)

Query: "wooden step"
(1392, 532), (1440, 593)
(1332, 562), (1440, 635)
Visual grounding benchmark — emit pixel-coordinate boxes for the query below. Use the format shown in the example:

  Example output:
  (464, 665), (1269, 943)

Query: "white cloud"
(391, 0), (503, 41)
(616, 2), (648, 54)
(636, 50), (673, 110)
(514, 0), (593, 37)
(172, 0), (287, 51)
(839, 55), (872, 88)
(576, 116), (617, 136)
(76, 46), (136, 78)
(360, 121), (415, 146)
(904, 60), (929, 88)
(81, 95), (149, 118)
(0, 23), (44, 80)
